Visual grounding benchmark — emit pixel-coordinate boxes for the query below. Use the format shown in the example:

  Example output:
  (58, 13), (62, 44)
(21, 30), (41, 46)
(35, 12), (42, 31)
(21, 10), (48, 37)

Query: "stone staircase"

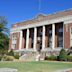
(19, 51), (46, 61)
(19, 52), (36, 61)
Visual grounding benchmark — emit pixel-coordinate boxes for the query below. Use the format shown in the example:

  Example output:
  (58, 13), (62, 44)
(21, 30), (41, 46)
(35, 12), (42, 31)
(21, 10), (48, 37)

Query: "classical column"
(52, 24), (55, 49)
(19, 30), (22, 50)
(42, 26), (45, 50)
(33, 27), (37, 51)
(26, 29), (29, 49)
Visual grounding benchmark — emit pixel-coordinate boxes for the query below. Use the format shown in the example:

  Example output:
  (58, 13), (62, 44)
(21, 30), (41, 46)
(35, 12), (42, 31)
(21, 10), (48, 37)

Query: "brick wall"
(64, 23), (72, 49)
(9, 32), (20, 50)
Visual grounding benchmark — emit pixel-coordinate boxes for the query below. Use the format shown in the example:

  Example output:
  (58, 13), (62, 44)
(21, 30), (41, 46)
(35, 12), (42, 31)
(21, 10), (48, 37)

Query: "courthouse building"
(10, 9), (72, 54)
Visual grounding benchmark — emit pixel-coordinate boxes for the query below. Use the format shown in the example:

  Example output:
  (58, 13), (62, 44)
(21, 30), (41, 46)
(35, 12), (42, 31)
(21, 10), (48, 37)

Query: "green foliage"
(0, 55), (2, 61)
(7, 49), (14, 56)
(59, 49), (67, 61)
(0, 16), (9, 50)
(67, 55), (72, 62)
(48, 55), (57, 61)
(0, 16), (7, 32)
(7, 50), (20, 59)
(0, 49), (8, 55)
(44, 56), (48, 60)
(2, 55), (15, 61)
(44, 55), (57, 61)
(1, 50), (19, 61)
(1, 55), (7, 61)
(5, 56), (15, 61)
(14, 53), (20, 59)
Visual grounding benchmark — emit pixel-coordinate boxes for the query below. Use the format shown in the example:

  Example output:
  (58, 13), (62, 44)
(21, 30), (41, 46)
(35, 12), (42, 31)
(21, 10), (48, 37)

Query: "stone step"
(19, 52), (46, 61)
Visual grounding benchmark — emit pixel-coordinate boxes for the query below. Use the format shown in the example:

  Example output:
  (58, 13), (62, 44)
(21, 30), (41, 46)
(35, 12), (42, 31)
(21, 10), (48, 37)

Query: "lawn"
(0, 61), (72, 72)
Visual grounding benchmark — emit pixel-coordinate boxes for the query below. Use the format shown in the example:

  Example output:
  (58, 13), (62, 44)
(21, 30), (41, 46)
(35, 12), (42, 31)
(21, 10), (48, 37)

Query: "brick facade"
(64, 23), (72, 49)
(10, 9), (72, 52)
(9, 32), (20, 50)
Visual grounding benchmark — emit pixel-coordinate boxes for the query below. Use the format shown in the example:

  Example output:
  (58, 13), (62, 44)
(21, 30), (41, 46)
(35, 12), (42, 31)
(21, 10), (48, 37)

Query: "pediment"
(34, 14), (46, 20)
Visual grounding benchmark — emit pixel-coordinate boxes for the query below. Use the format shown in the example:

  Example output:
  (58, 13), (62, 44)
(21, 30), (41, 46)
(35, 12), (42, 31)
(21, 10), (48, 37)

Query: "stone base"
(18, 49), (60, 61)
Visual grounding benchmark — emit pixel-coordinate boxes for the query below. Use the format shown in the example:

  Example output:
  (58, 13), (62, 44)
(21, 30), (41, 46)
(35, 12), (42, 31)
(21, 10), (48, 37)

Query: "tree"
(0, 16), (8, 32)
(0, 16), (9, 50)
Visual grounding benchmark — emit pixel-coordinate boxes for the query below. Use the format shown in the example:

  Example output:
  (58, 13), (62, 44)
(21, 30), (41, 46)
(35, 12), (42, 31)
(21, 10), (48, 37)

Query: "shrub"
(5, 56), (15, 61)
(44, 56), (48, 60)
(67, 47), (72, 55)
(14, 53), (20, 59)
(58, 49), (67, 61)
(67, 55), (72, 62)
(2, 55), (15, 61)
(0, 49), (8, 55)
(1, 54), (7, 61)
(0, 55), (2, 61)
(48, 55), (57, 61)
(8, 49), (14, 56)
(44, 55), (57, 61)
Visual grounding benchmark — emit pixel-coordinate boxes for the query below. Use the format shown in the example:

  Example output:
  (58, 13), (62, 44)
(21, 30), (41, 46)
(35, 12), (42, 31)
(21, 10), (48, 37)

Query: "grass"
(0, 61), (72, 72)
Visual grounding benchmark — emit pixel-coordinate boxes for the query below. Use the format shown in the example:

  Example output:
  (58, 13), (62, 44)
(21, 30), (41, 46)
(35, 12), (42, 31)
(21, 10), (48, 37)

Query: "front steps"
(19, 50), (60, 61)
(19, 51), (46, 61)
(19, 52), (36, 61)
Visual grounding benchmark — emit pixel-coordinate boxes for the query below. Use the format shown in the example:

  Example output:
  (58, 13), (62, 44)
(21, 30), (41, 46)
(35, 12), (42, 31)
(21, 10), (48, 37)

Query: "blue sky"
(0, 0), (72, 29)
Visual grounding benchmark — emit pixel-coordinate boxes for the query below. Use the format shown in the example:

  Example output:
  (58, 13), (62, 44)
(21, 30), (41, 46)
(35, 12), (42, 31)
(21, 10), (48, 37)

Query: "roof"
(12, 9), (72, 28)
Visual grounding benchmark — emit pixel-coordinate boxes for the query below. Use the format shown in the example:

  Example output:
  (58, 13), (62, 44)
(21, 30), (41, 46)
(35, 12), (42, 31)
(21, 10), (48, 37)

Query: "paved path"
(57, 68), (72, 72)
(0, 68), (18, 72)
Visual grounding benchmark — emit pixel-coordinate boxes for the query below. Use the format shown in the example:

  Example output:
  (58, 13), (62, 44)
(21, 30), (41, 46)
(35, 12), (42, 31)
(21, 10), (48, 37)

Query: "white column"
(19, 30), (22, 50)
(52, 24), (55, 49)
(33, 27), (37, 51)
(26, 29), (29, 50)
(42, 26), (45, 50)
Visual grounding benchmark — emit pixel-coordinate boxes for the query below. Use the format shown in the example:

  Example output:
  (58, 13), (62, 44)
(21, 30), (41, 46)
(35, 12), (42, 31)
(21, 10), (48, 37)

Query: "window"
(59, 27), (63, 32)
(58, 36), (63, 47)
(12, 35), (17, 49)
(58, 27), (63, 47)
(48, 30), (52, 48)
(49, 30), (52, 34)
(31, 32), (34, 48)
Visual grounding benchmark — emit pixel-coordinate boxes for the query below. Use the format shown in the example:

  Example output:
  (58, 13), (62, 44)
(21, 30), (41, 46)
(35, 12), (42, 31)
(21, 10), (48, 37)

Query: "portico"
(18, 22), (63, 51)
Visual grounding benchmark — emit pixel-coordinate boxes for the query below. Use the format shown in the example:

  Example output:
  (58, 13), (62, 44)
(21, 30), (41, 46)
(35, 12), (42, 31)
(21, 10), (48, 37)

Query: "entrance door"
(37, 27), (42, 51)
